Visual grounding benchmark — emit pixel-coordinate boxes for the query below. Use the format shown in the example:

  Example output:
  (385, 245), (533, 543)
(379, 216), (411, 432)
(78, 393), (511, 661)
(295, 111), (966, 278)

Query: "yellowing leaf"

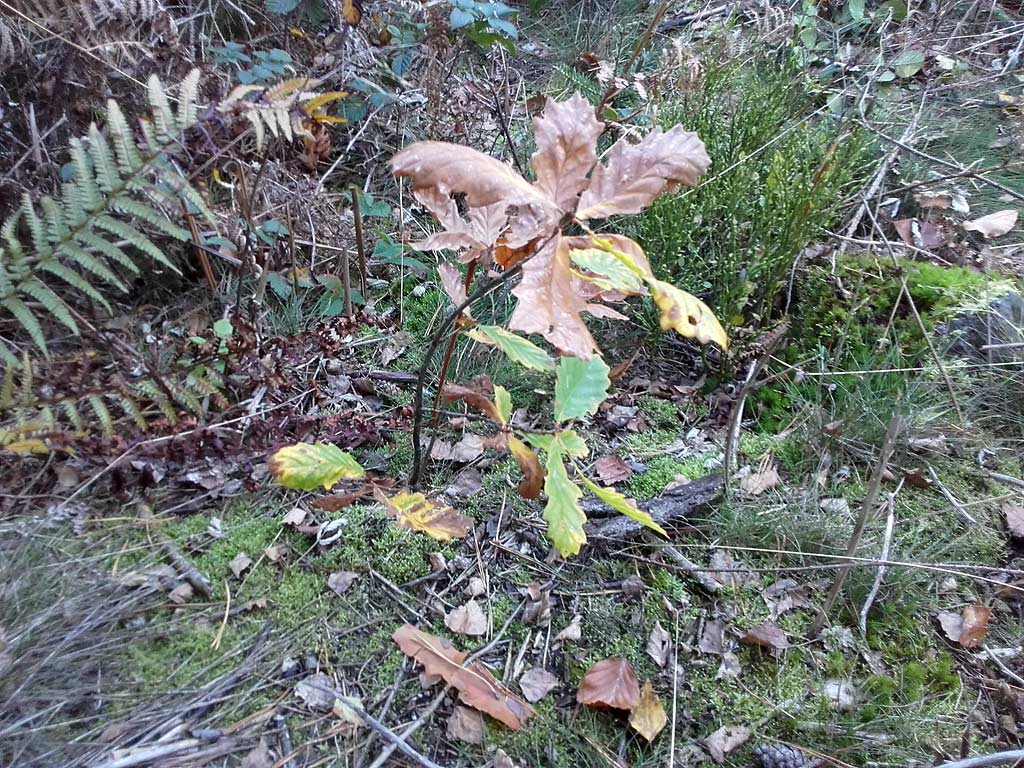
(650, 279), (728, 349)
(543, 451), (587, 556)
(580, 476), (666, 537)
(629, 681), (668, 742)
(553, 355), (610, 422)
(494, 386), (512, 426)
(269, 443), (365, 490)
(464, 325), (556, 372)
(376, 489), (473, 540)
(570, 248), (646, 293)
(341, 0), (362, 26)
(303, 91), (349, 118)
(508, 436), (544, 500)
(3, 438), (49, 454)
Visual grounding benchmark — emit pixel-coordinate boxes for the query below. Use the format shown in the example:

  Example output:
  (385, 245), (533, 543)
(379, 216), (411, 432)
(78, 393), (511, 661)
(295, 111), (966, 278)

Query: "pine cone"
(753, 744), (822, 768)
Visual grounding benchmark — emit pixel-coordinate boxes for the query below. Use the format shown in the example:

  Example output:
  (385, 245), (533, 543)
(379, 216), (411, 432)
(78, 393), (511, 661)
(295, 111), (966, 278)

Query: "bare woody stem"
(350, 184), (369, 297)
(409, 263), (524, 489)
(809, 414), (904, 637)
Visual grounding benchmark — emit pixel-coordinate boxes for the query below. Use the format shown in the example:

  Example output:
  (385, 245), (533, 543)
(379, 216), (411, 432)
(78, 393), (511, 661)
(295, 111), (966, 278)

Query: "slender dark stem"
(409, 264), (524, 489)
(351, 184), (368, 297)
(430, 261), (478, 420)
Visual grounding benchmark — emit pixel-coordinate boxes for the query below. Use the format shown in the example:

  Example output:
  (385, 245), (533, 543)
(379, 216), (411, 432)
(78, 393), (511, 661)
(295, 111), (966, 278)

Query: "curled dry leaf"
(1003, 503), (1024, 538)
(646, 621), (672, 668)
(555, 614), (582, 643)
(375, 488), (473, 540)
(442, 379), (502, 425)
(229, 552), (253, 578)
(530, 93), (603, 213)
(629, 680), (668, 743)
(509, 234), (599, 359)
(964, 209), (1017, 238)
(739, 463), (782, 496)
(327, 571), (359, 595)
(445, 599), (488, 636)
(577, 657), (641, 710)
(593, 455), (632, 485)
(392, 624), (534, 729)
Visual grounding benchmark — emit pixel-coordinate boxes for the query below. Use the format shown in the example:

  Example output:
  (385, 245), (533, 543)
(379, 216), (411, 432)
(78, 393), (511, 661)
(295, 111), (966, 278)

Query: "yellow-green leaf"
(569, 247), (645, 293)
(554, 355), (610, 422)
(525, 429), (589, 458)
(649, 279), (728, 349)
(377, 489), (473, 540)
(464, 325), (556, 372)
(494, 385), (512, 427)
(580, 476), (666, 537)
(543, 453), (587, 556)
(269, 442), (366, 490)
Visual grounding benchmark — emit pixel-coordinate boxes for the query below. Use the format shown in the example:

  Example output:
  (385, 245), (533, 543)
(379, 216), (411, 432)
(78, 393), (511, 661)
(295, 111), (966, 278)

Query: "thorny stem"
(409, 263), (524, 489)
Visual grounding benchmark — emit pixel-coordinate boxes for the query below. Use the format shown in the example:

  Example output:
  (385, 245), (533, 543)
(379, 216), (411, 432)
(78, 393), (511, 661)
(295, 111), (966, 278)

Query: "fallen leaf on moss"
(646, 621), (671, 668)
(327, 571), (359, 595)
(445, 600), (487, 636)
(938, 605), (991, 648)
(519, 667), (559, 702)
(629, 680), (667, 742)
(577, 657), (641, 710)
(704, 724), (750, 763)
(376, 489), (473, 540)
(964, 209), (1017, 238)
(229, 552), (253, 578)
(392, 624), (534, 729)
(741, 622), (790, 652)
(446, 705), (484, 744)
(1004, 503), (1024, 538)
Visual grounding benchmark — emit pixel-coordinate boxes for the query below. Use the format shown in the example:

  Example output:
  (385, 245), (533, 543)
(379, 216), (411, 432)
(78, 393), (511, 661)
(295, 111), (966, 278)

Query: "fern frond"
(0, 68), (208, 355)
(87, 394), (114, 436)
(61, 398), (84, 431)
(116, 391), (148, 430)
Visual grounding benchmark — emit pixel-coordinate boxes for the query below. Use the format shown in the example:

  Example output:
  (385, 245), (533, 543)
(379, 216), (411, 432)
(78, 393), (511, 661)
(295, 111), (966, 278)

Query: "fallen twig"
(859, 481), (903, 636)
(928, 466), (978, 524)
(933, 749), (1024, 768)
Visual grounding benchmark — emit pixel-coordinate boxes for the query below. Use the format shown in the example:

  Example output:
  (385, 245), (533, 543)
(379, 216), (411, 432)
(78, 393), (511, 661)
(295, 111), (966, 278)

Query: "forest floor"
(1, 1), (1024, 768)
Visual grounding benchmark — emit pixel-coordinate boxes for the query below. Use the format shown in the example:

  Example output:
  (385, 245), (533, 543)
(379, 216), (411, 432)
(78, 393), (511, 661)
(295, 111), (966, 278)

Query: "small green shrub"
(624, 60), (872, 331)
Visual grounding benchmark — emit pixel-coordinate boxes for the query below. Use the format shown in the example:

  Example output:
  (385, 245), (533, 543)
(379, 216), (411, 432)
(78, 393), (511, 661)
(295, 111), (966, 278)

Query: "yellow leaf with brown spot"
(649, 279), (728, 349)
(269, 443), (365, 491)
(376, 489), (473, 540)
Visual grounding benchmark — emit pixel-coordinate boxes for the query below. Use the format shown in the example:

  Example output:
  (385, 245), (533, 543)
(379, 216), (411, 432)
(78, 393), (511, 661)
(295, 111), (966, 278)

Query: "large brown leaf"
(576, 657), (641, 710)
(509, 234), (598, 358)
(442, 379), (501, 424)
(576, 126), (710, 219)
(530, 94), (603, 214)
(392, 142), (549, 212)
(392, 624), (534, 729)
(413, 190), (508, 261)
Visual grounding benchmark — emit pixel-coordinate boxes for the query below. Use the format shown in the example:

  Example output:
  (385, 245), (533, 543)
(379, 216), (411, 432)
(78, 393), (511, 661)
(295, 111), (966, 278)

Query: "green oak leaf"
(464, 325), (556, 372)
(569, 248), (645, 293)
(269, 442), (365, 491)
(543, 451), (587, 556)
(525, 429), (589, 458)
(554, 355), (610, 422)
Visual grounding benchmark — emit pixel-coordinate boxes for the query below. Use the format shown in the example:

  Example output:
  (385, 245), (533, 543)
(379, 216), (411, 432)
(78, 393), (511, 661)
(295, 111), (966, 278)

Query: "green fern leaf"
(87, 125), (120, 193)
(87, 394), (114, 436)
(2, 296), (47, 353)
(109, 196), (190, 240)
(61, 243), (127, 291)
(147, 74), (176, 143)
(40, 197), (70, 241)
(20, 197), (51, 256)
(37, 260), (111, 310)
(94, 215), (174, 269)
(19, 279), (78, 335)
(62, 399), (84, 431)
(0, 361), (15, 406)
(106, 99), (145, 174)
(177, 68), (201, 129)
(117, 392), (148, 430)
(69, 139), (102, 211)
(76, 230), (139, 274)
(0, 340), (19, 369)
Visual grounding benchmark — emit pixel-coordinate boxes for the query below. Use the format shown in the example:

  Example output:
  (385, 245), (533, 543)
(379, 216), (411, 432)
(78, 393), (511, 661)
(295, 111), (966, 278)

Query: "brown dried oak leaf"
(392, 624), (534, 729)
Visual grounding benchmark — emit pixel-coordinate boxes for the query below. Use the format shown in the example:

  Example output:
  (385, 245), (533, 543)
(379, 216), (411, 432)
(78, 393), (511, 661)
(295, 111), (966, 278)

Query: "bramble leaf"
(554, 355), (610, 422)
(269, 443), (365, 490)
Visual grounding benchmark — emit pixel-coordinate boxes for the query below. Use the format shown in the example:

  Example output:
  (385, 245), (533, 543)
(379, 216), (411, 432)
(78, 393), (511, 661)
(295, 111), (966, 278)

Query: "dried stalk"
(810, 414), (903, 637)
(350, 183), (368, 297)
